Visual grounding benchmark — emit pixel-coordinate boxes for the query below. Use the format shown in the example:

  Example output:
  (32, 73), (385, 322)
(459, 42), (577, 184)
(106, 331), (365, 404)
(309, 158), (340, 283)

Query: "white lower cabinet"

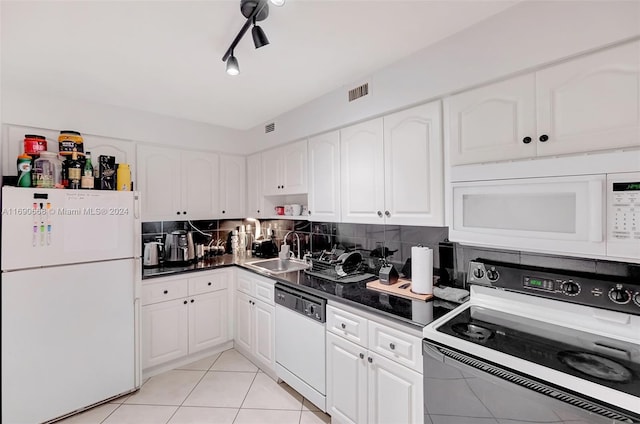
(141, 269), (230, 370)
(234, 270), (276, 373)
(326, 304), (423, 424)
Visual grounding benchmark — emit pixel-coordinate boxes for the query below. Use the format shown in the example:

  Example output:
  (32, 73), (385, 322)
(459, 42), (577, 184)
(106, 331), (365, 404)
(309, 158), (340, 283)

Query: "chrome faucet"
(283, 231), (301, 260)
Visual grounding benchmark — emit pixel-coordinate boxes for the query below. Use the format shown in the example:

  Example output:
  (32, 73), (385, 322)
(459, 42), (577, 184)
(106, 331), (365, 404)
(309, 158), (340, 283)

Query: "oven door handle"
(422, 340), (639, 424)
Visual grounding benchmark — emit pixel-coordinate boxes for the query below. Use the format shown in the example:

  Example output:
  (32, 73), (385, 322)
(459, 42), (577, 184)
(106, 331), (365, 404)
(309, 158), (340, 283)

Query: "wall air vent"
(348, 83), (369, 102)
(265, 122), (275, 133)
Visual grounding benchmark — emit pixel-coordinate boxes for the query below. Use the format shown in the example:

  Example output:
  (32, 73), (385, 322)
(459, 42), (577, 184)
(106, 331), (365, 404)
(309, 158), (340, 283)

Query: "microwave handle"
(588, 179), (603, 243)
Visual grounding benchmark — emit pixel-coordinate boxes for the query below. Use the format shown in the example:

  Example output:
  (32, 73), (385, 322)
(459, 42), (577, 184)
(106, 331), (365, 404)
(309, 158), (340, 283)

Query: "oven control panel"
(468, 261), (639, 315)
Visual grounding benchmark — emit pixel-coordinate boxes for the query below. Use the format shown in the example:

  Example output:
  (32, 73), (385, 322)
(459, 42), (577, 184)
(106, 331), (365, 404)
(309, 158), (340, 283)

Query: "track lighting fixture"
(221, 0), (284, 75)
(226, 51), (240, 75)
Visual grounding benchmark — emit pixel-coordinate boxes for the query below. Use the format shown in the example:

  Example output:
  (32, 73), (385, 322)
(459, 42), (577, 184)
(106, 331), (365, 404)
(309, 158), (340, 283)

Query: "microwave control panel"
(607, 172), (640, 260)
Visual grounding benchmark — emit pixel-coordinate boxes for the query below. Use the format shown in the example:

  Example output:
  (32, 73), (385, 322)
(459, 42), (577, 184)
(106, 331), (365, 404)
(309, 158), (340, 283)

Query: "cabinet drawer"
(142, 278), (187, 306)
(254, 279), (274, 305)
(237, 272), (254, 296)
(327, 304), (368, 347)
(189, 272), (228, 296)
(368, 321), (423, 373)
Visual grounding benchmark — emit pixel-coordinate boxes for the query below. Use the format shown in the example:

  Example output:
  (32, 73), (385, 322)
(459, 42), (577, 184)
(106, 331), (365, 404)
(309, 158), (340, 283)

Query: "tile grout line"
(232, 370), (260, 424)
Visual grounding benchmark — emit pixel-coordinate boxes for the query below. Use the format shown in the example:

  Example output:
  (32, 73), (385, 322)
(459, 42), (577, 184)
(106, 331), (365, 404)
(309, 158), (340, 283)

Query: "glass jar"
(33, 152), (62, 188)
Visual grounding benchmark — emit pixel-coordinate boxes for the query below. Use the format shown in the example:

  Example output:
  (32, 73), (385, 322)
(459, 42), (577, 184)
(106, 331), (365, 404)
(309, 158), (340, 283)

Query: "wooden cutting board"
(366, 278), (433, 301)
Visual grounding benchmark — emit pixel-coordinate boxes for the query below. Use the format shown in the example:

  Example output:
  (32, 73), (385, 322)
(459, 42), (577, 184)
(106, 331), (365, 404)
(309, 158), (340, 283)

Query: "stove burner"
(451, 323), (493, 342)
(558, 351), (632, 383)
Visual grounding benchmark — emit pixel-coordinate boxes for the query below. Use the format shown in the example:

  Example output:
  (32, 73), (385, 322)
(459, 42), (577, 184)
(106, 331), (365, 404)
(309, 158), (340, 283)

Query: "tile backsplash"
(142, 219), (449, 272)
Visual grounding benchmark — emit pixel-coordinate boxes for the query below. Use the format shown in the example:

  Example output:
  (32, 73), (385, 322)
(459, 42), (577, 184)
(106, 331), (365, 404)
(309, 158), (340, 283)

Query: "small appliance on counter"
(143, 241), (163, 268)
(164, 230), (195, 264)
(252, 238), (278, 258)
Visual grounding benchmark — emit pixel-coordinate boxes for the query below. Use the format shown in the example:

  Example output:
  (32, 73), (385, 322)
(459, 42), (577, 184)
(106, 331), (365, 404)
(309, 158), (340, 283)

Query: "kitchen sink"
(245, 258), (310, 275)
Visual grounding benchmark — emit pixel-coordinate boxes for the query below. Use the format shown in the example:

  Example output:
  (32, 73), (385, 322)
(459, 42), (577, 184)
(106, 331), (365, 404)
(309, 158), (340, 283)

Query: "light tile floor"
(58, 348), (331, 424)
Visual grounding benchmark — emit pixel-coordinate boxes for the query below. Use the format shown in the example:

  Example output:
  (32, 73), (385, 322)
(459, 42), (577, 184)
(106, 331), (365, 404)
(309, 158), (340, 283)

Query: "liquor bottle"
(81, 151), (94, 189)
(68, 148), (82, 189)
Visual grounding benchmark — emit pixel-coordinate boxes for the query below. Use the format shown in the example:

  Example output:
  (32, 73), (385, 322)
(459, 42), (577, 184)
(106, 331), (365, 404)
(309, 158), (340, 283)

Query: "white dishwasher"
(274, 283), (327, 412)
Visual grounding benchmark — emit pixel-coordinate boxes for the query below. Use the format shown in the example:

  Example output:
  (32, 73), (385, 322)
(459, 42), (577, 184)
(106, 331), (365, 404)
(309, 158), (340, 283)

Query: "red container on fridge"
(24, 134), (47, 156)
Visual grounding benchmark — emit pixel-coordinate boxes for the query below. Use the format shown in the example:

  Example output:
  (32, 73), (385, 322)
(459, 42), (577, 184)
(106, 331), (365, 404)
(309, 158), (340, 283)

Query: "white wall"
(244, 0), (640, 153)
(1, 88), (249, 154)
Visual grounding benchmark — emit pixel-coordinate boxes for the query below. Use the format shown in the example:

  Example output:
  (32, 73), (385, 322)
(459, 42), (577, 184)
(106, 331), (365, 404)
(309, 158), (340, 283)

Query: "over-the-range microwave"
(447, 151), (640, 263)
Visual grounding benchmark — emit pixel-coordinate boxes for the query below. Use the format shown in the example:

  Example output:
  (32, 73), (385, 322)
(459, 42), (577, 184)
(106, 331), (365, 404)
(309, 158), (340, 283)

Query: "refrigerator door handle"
(134, 193), (141, 220)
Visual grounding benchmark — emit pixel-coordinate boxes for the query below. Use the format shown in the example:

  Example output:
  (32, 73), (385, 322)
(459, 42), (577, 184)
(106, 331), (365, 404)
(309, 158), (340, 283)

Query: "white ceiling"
(1, 0), (518, 131)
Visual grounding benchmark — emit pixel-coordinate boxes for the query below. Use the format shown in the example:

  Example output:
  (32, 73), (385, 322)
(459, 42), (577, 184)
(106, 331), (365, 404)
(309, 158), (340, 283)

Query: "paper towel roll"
(411, 246), (433, 294)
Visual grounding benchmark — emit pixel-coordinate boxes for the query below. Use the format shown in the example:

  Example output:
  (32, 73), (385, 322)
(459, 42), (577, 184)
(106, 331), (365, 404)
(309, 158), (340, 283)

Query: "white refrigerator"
(1, 187), (142, 424)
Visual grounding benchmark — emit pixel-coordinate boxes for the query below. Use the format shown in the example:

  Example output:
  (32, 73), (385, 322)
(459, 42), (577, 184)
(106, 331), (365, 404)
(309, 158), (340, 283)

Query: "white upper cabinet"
(536, 41), (640, 156)
(262, 139), (308, 195)
(137, 145), (219, 221)
(341, 101), (444, 226)
(246, 153), (264, 217)
(340, 118), (385, 224)
(446, 74), (537, 165)
(308, 130), (341, 222)
(447, 40), (640, 166)
(383, 101), (444, 226)
(219, 154), (246, 218)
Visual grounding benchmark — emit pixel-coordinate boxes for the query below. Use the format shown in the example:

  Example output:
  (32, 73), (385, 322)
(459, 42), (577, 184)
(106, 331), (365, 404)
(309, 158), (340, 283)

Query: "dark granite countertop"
(142, 254), (461, 329)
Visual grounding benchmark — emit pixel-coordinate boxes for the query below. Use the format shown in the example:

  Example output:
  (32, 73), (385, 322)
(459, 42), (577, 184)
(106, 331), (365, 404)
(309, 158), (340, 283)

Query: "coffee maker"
(164, 230), (195, 264)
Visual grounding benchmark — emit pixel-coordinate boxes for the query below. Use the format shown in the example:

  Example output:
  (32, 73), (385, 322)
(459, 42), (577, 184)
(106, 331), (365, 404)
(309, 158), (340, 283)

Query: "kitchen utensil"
(399, 282), (411, 289)
(275, 206), (285, 215)
(164, 230), (195, 263)
(143, 241), (163, 267)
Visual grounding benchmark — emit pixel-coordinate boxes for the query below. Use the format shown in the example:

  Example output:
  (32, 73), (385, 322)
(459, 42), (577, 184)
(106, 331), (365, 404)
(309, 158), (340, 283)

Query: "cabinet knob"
(384, 211), (390, 218)
(222, 210), (226, 214)
(183, 211), (187, 215)
(191, 299), (195, 303)
(257, 210), (260, 213)
(522, 136), (532, 144)
(183, 300), (188, 304)
(368, 357), (373, 363)
(377, 211), (383, 218)
(341, 323), (346, 329)
(539, 134), (549, 142)
(359, 353), (364, 359)
(176, 211), (181, 215)
(163, 290), (168, 294)
(208, 282), (212, 286)
(389, 343), (395, 350)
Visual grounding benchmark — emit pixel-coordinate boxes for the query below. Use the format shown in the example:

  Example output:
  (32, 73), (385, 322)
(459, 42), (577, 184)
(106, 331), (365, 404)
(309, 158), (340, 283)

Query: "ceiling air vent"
(348, 83), (369, 102)
(265, 122), (275, 133)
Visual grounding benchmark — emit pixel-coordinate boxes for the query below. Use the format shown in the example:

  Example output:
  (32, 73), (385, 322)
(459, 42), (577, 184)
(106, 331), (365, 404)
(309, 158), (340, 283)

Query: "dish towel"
(433, 286), (470, 304)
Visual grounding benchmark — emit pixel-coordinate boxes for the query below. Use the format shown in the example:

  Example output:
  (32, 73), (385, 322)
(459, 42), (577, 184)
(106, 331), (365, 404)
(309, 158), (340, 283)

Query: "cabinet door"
(308, 131), (340, 221)
(281, 139), (308, 194)
(383, 101), (444, 226)
(188, 291), (228, 354)
(326, 333), (368, 424)
(340, 118), (385, 224)
(536, 41), (640, 157)
(368, 352), (423, 424)
(262, 148), (282, 196)
(219, 154), (246, 218)
(137, 145), (181, 221)
(235, 291), (253, 353)
(253, 300), (275, 369)
(181, 151), (219, 220)
(142, 299), (188, 369)
(446, 73), (536, 165)
(246, 153), (264, 217)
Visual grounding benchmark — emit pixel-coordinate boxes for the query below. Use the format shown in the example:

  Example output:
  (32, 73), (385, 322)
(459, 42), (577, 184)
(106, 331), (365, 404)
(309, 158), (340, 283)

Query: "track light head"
(226, 54), (240, 75)
(252, 24), (269, 49)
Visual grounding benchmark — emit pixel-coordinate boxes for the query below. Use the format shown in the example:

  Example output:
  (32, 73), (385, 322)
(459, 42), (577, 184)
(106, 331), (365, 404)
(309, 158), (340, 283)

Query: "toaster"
(252, 239), (278, 258)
